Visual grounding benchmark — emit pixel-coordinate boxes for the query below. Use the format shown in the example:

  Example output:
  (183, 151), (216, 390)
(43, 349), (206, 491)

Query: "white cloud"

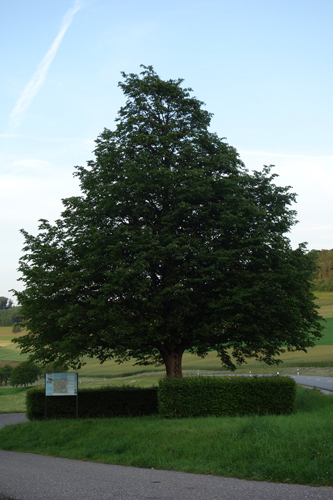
(12, 158), (55, 170)
(239, 149), (333, 250)
(1, 155), (81, 299)
(239, 150), (333, 161)
(8, 0), (82, 131)
(1, 159), (57, 179)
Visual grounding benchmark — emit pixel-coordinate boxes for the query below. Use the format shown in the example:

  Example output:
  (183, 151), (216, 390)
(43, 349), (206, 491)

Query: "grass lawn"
(1, 292), (333, 370)
(3, 364), (333, 414)
(0, 327), (25, 347)
(1, 291), (333, 414)
(74, 345), (333, 378)
(0, 386), (333, 487)
(316, 318), (333, 345)
(1, 294), (333, 486)
(0, 387), (27, 413)
(315, 291), (333, 311)
(0, 326), (29, 364)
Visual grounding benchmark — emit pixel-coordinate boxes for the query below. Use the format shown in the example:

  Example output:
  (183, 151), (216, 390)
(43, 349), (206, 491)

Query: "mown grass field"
(1, 294), (333, 487)
(1, 291), (333, 414)
(0, 387), (26, 413)
(1, 292), (333, 370)
(1, 386), (333, 487)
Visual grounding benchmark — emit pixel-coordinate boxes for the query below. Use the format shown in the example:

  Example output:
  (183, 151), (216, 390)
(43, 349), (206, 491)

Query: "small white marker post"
(277, 371), (279, 376)
(249, 371), (252, 377)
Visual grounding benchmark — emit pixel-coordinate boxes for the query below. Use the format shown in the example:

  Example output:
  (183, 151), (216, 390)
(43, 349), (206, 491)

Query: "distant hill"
(311, 249), (333, 292)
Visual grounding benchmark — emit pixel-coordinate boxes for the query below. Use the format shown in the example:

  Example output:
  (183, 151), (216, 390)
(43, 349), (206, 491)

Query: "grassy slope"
(0, 387), (333, 487)
(57, 288), (333, 375)
(0, 387), (26, 413)
(315, 292), (333, 345)
(1, 294), (333, 486)
(1, 292), (332, 375)
(0, 326), (29, 365)
(0, 327), (26, 347)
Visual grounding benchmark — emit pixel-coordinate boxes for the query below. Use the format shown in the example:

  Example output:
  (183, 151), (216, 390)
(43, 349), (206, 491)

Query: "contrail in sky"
(9, 0), (81, 131)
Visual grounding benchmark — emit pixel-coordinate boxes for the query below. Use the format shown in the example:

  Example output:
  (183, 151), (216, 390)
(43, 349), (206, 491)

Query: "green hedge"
(26, 386), (158, 420)
(26, 376), (296, 420)
(158, 376), (296, 418)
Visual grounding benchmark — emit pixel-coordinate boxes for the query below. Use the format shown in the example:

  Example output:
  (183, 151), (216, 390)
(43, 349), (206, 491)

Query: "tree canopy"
(13, 66), (323, 377)
(0, 365), (13, 386)
(0, 297), (13, 310)
(10, 361), (41, 389)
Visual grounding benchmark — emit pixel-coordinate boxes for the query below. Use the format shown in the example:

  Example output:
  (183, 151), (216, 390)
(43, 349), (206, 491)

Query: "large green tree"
(10, 361), (40, 389)
(13, 66), (322, 377)
(0, 365), (13, 386)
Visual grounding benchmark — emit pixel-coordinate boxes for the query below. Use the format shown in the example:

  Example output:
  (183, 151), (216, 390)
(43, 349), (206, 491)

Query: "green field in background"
(1, 292), (332, 375)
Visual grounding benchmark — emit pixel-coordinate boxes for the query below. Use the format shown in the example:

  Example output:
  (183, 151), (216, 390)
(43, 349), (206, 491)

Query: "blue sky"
(1, 0), (333, 300)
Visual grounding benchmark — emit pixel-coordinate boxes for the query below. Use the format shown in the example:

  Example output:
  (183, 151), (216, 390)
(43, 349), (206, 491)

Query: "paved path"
(289, 375), (333, 392)
(0, 449), (333, 500)
(0, 413), (28, 430)
(1, 376), (333, 500)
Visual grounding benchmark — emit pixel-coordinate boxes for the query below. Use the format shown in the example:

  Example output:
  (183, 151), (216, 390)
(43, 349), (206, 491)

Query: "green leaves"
(13, 66), (323, 376)
(0, 364), (13, 386)
(10, 361), (41, 389)
(158, 376), (297, 418)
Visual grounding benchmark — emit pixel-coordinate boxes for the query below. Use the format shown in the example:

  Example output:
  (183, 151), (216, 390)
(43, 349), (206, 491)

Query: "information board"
(45, 373), (78, 396)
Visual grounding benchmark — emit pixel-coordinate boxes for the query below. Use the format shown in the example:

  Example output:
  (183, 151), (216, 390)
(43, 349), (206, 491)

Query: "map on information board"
(45, 373), (78, 396)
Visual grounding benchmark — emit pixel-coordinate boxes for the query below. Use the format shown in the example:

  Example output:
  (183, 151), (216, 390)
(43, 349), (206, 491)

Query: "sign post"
(45, 373), (78, 420)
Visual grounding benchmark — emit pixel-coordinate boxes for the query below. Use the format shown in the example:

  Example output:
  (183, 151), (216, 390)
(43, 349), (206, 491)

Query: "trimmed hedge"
(158, 376), (296, 418)
(26, 386), (158, 420)
(26, 376), (296, 420)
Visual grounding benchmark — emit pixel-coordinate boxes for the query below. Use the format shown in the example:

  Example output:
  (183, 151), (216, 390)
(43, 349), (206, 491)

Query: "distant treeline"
(311, 249), (333, 292)
(0, 296), (22, 327)
(0, 307), (22, 326)
(0, 296), (13, 310)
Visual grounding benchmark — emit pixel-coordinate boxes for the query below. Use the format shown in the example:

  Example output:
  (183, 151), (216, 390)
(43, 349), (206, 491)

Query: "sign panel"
(45, 373), (78, 396)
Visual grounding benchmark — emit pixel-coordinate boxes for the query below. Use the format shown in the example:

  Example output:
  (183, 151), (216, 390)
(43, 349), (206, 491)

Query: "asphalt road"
(289, 375), (333, 392)
(0, 375), (333, 500)
(0, 413), (28, 430)
(1, 449), (333, 500)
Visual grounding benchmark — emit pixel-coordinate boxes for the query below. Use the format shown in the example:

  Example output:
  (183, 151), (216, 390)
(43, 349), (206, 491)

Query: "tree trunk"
(163, 349), (184, 378)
